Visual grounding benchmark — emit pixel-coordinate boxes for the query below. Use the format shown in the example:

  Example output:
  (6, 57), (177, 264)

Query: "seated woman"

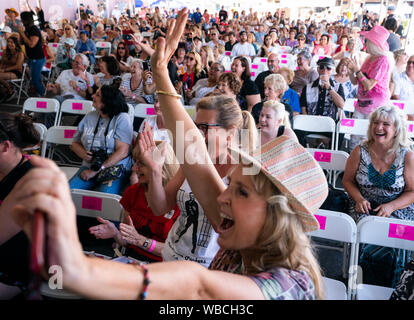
(93, 23), (108, 42)
(69, 85), (133, 195)
(0, 36), (24, 102)
(200, 45), (215, 74)
(94, 55), (122, 88)
(119, 59), (156, 106)
(251, 73), (293, 126)
(0, 113), (40, 298)
(331, 58), (358, 101)
(258, 100), (297, 145)
(75, 30), (97, 65)
(312, 34), (332, 56)
(213, 43), (225, 64)
(277, 67), (301, 116)
(89, 139), (180, 263)
(231, 56), (261, 112)
(41, 36), (56, 75)
(45, 26), (59, 43)
(8, 10), (329, 300)
(59, 23), (78, 44)
(259, 34), (279, 57)
(188, 62), (224, 105)
(291, 33), (310, 56)
(178, 51), (207, 104)
(290, 50), (319, 95)
(56, 38), (76, 70)
(215, 72), (242, 103)
(114, 41), (135, 74)
(343, 105), (414, 223)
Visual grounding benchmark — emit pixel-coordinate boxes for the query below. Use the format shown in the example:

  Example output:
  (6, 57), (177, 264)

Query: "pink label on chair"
(388, 223), (414, 241)
(251, 72), (255, 77)
(315, 214), (326, 230)
(393, 102), (405, 110)
(0, 51), (3, 56)
(409, 124), (414, 132)
(260, 58), (267, 62)
(72, 102), (83, 110)
(319, 56), (324, 60)
(225, 70), (231, 73)
(36, 101), (47, 109)
(281, 54), (287, 58)
(353, 100), (358, 107)
(52, 43), (58, 48)
(101, 43), (106, 47)
(251, 64), (258, 69)
(281, 60), (288, 64)
(146, 108), (156, 115)
(82, 196), (102, 211)
(282, 51), (287, 54)
(225, 51), (231, 56)
(314, 152), (331, 163)
(341, 119), (355, 127)
(64, 129), (76, 139)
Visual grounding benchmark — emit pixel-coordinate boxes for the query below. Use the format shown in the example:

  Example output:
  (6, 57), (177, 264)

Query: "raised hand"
(138, 129), (166, 170)
(89, 217), (119, 239)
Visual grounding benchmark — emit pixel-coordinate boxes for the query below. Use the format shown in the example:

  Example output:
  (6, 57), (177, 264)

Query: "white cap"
(2, 26), (12, 33)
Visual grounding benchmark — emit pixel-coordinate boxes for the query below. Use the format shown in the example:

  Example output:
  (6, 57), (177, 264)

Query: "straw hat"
(230, 136), (328, 232)
(5, 8), (19, 17)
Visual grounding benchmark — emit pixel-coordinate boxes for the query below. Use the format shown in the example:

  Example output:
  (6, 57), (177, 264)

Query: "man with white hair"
(254, 53), (280, 99)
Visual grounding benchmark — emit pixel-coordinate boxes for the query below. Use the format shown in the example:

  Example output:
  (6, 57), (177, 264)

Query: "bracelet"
(76, 87), (81, 92)
(156, 90), (182, 99)
(148, 239), (156, 253)
(132, 94), (137, 100)
(359, 75), (367, 82)
(130, 262), (150, 300)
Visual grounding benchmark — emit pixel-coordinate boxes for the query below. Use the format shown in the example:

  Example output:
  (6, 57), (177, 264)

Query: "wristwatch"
(142, 239), (150, 249)
(100, 164), (106, 171)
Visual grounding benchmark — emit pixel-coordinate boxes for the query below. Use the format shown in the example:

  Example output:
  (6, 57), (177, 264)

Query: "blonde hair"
(262, 100), (290, 128)
(201, 45), (215, 69)
(277, 67), (294, 85)
(247, 171), (325, 299)
(364, 104), (414, 158)
(264, 73), (288, 97)
(132, 140), (179, 186)
(188, 51), (203, 77)
(63, 23), (75, 37)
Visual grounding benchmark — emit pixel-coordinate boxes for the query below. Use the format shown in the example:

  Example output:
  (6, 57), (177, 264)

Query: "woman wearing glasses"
(177, 51), (207, 103)
(291, 33), (309, 56)
(114, 41), (134, 73)
(59, 23), (77, 44)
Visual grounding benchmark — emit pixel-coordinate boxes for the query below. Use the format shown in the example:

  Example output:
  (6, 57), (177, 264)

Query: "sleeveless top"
(348, 144), (414, 222)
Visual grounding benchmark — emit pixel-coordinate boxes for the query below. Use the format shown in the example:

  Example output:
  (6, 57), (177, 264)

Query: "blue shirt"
(282, 88), (301, 113)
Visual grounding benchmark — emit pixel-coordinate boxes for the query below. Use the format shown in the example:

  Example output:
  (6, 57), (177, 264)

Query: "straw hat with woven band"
(5, 8), (19, 17)
(230, 135), (328, 232)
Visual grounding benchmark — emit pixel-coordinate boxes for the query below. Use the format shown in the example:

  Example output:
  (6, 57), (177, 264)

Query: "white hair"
(74, 53), (90, 67)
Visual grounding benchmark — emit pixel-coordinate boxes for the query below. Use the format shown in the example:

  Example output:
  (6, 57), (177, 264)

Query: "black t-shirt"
(254, 70), (272, 99)
(251, 101), (293, 126)
(225, 40), (238, 51)
(219, 10), (228, 22)
(0, 157), (33, 288)
(238, 78), (260, 110)
(25, 25), (45, 60)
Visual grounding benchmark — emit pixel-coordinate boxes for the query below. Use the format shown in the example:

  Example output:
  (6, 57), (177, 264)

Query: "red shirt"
(120, 184), (180, 261)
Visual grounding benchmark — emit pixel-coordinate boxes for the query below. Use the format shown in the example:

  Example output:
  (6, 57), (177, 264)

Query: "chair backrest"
(41, 125), (77, 158)
(127, 103), (135, 125)
(390, 99), (414, 115)
(250, 63), (267, 81)
(57, 99), (94, 125)
(407, 121), (414, 138)
(134, 103), (155, 119)
(306, 148), (349, 172)
(23, 98), (60, 126)
(95, 41), (112, 54)
(293, 114), (336, 133)
(336, 118), (369, 136)
(48, 42), (61, 55)
(71, 189), (124, 222)
(221, 55), (232, 72)
(343, 98), (357, 113)
(279, 53), (296, 70)
(279, 46), (293, 54)
(33, 123), (48, 141)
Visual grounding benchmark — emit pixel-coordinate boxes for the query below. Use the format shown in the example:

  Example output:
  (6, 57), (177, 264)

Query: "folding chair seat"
(23, 97), (60, 127)
(56, 99), (95, 126)
(293, 114), (336, 150)
(322, 277), (348, 300)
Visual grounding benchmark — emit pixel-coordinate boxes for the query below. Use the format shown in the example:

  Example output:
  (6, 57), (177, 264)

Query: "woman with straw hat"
(5, 9), (329, 300)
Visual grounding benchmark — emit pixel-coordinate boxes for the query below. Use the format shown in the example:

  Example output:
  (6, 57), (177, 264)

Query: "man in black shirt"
(224, 31), (238, 51)
(18, 11), (45, 96)
(219, 6), (228, 23)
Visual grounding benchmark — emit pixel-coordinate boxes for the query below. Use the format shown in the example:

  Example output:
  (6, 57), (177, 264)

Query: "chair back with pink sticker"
(57, 99), (95, 125)
(95, 41), (112, 55)
(293, 115), (336, 150)
(353, 216), (414, 300)
(48, 42), (62, 55)
(390, 99), (414, 115)
(23, 98), (61, 127)
(308, 209), (357, 300)
(71, 189), (124, 222)
(343, 98), (357, 114)
(335, 118), (369, 150)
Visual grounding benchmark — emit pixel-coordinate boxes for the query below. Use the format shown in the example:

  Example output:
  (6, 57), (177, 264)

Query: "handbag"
(390, 260), (414, 300)
(96, 164), (125, 183)
(320, 183), (349, 213)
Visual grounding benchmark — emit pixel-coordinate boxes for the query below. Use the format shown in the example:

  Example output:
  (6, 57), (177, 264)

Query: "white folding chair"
(250, 63), (266, 81)
(127, 103), (135, 125)
(95, 41), (112, 55)
(322, 277), (348, 300)
(56, 99), (95, 125)
(221, 55), (232, 72)
(279, 46), (293, 54)
(22, 123), (48, 155)
(48, 42), (61, 56)
(293, 115), (336, 150)
(23, 97), (60, 127)
(134, 103), (155, 119)
(8, 63), (29, 104)
(41, 126), (80, 180)
(353, 216), (414, 300)
(335, 118), (369, 151)
(306, 148), (349, 189)
(343, 98), (357, 115)
(407, 121), (414, 138)
(390, 99), (414, 116)
(308, 209), (357, 300)
(279, 53), (297, 70)
(71, 189), (124, 222)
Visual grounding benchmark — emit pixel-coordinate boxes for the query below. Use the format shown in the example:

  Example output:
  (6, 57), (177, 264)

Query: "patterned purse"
(96, 165), (125, 183)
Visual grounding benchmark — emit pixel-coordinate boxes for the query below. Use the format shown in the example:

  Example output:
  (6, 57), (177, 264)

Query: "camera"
(90, 149), (108, 171)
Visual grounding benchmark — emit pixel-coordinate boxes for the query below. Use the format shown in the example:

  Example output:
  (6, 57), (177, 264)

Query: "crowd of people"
(0, 3), (414, 300)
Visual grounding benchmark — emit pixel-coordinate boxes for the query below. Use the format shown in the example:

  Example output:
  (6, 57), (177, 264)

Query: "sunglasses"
(185, 56), (194, 61)
(298, 38), (305, 41)
(195, 122), (222, 134)
(407, 61), (414, 65)
(118, 47), (125, 49)
(319, 66), (332, 71)
(65, 28), (71, 30)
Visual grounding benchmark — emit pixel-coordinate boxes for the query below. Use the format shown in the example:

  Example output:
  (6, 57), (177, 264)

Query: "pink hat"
(359, 25), (389, 52)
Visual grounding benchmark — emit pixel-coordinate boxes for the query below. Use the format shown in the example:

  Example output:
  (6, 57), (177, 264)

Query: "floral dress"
(349, 144), (414, 223)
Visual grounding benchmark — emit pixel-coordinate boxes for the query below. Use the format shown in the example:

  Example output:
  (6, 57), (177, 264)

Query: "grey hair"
(75, 53), (90, 67)
(264, 74), (288, 95)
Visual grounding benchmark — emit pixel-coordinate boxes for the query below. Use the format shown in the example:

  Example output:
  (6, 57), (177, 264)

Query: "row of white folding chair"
(47, 42), (63, 56)
(352, 216), (414, 300)
(308, 209), (357, 300)
(8, 63), (29, 104)
(292, 114), (337, 150)
(306, 148), (349, 189)
(334, 118), (369, 151)
(56, 99), (95, 125)
(134, 103), (197, 120)
(343, 98), (414, 116)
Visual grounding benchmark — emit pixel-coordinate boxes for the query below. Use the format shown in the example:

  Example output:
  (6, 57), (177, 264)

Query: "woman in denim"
(69, 84), (133, 195)
(75, 30), (97, 65)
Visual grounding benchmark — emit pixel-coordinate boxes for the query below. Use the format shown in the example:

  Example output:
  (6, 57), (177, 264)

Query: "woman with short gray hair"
(290, 51), (318, 95)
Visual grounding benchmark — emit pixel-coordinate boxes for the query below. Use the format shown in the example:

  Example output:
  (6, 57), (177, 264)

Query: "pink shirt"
(356, 55), (390, 115)
(312, 44), (332, 56)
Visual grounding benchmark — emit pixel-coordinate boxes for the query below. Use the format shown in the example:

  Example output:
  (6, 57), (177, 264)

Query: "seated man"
(230, 31), (256, 58)
(254, 53), (280, 99)
(297, 57), (345, 148)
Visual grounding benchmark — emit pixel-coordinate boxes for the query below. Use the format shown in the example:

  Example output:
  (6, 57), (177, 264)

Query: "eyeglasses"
(319, 66), (332, 71)
(195, 122), (223, 134)
(118, 47), (125, 50)
(407, 61), (414, 65)
(185, 56), (194, 61)
(298, 38), (305, 41)
(65, 28), (71, 31)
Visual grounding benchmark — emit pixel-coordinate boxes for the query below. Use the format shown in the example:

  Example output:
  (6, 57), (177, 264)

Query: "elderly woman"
(59, 23), (78, 44)
(75, 30), (97, 65)
(291, 33), (310, 56)
(119, 58), (155, 105)
(93, 23), (107, 41)
(69, 85), (133, 195)
(6, 10), (328, 300)
(277, 67), (301, 116)
(231, 56), (261, 112)
(258, 100), (297, 145)
(333, 38), (363, 66)
(252, 73), (293, 125)
(290, 50), (319, 95)
(345, 26), (392, 150)
(56, 38), (76, 70)
(0, 36), (24, 102)
(188, 62), (224, 105)
(332, 58), (358, 100)
(392, 49), (408, 80)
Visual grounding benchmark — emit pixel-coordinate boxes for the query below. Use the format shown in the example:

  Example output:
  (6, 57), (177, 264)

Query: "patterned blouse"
(209, 249), (317, 300)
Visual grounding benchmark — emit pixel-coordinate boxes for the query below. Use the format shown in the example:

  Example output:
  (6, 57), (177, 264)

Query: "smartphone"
(142, 61), (149, 71)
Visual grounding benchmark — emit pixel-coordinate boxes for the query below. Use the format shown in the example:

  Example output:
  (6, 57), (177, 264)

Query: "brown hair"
(0, 113), (40, 149)
(219, 73), (242, 95)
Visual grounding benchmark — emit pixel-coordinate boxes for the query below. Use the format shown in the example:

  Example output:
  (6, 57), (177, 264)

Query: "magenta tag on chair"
(251, 72), (255, 77)
(281, 59), (288, 64)
(72, 102), (83, 110)
(341, 119), (355, 127)
(36, 101), (47, 109)
(409, 124), (414, 133)
(393, 102), (405, 110)
(225, 51), (231, 56)
(260, 58), (266, 62)
(353, 100), (358, 107)
(282, 51), (287, 54)
(146, 108), (156, 115)
(388, 223), (414, 241)
(82, 196), (102, 211)
(314, 152), (331, 163)
(52, 43), (58, 48)
(0, 51), (3, 56)
(101, 43), (106, 47)
(251, 64), (258, 69)
(315, 214), (327, 230)
(319, 56), (324, 60)
(281, 54), (287, 58)
(64, 129), (76, 139)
